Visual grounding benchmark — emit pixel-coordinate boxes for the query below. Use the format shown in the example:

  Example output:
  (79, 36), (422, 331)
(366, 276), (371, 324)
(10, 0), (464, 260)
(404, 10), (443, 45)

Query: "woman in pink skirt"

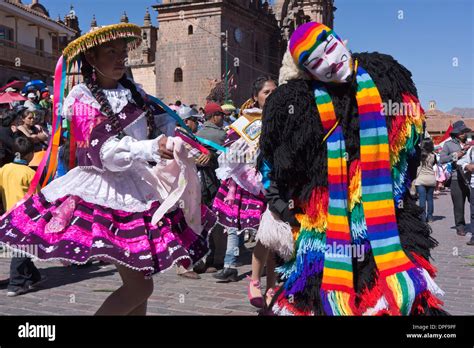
(0, 23), (215, 315)
(212, 76), (277, 287)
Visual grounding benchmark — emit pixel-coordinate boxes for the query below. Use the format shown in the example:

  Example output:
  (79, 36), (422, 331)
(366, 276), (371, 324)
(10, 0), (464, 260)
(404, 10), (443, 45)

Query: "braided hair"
(80, 52), (156, 139)
(118, 75), (156, 138)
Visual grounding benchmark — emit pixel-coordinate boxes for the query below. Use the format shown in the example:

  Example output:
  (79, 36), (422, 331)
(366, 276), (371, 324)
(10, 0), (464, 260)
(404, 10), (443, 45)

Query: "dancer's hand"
(465, 164), (474, 173)
(158, 136), (174, 160)
(280, 206), (302, 227)
(196, 153), (211, 166)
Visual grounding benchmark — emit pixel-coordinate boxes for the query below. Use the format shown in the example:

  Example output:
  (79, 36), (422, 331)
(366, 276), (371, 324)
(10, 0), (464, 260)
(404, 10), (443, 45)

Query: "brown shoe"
(205, 267), (218, 273)
(179, 271), (201, 280)
(456, 227), (467, 236)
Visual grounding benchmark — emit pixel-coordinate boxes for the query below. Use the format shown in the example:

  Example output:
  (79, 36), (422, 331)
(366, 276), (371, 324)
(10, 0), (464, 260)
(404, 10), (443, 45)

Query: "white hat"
(177, 106), (200, 120)
(27, 93), (35, 99)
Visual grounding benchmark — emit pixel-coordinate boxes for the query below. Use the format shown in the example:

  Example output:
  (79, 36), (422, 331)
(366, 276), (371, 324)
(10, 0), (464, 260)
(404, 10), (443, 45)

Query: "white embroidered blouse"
(41, 83), (173, 212)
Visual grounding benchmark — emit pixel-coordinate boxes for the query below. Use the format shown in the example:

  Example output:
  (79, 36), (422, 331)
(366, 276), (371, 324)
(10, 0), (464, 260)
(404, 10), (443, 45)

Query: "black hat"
(450, 120), (471, 135)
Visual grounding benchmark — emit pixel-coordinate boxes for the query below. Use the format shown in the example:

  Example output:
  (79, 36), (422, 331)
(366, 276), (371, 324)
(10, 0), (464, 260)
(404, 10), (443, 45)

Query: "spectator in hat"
(23, 93), (39, 112)
(454, 138), (474, 246)
(440, 120), (472, 236)
(192, 103), (227, 274)
(196, 102), (226, 145)
(39, 90), (52, 125)
(39, 90), (51, 109)
(195, 102), (226, 174)
(177, 105), (201, 133)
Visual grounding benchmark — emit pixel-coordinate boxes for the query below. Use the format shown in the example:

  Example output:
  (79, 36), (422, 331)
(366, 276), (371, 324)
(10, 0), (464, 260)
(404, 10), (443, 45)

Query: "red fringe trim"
(274, 289), (311, 316)
(357, 277), (383, 313)
(388, 115), (407, 147)
(349, 159), (360, 179)
(379, 276), (401, 315)
(402, 93), (425, 116)
(410, 290), (444, 315)
(410, 252), (438, 278)
(304, 186), (328, 220)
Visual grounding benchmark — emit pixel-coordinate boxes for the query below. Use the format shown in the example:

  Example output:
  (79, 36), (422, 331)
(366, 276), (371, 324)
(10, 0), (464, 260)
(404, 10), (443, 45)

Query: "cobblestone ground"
(0, 190), (473, 315)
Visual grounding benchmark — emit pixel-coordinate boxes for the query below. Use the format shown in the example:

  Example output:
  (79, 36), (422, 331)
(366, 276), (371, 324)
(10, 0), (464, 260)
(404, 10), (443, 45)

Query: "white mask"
(302, 34), (353, 83)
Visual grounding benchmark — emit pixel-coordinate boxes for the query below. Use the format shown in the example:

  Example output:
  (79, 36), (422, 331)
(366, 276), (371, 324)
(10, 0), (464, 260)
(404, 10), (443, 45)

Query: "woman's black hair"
(251, 75), (277, 104)
(80, 50), (156, 138)
(420, 138), (435, 166)
(13, 136), (34, 158)
(1, 110), (18, 127)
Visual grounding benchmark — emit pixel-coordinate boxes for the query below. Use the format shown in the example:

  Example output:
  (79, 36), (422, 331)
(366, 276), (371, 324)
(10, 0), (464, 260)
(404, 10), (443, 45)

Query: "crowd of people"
(0, 81), (53, 296)
(0, 84), (52, 167)
(409, 120), (474, 247)
(0, 21), (450, 316)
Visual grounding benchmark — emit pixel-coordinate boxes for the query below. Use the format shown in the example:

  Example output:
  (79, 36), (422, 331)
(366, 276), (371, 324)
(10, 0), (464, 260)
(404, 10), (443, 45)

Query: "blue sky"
(334, 0), (473, 111)
(43, 0), (473, 111)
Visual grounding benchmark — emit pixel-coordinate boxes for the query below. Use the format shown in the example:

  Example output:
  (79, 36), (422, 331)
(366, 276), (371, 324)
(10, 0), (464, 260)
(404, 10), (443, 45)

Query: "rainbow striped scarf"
(316, 65), (420, 315)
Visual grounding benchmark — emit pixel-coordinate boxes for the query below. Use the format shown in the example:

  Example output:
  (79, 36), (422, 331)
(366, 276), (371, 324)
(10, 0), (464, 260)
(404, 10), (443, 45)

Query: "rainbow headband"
(289, 22), (342, 67)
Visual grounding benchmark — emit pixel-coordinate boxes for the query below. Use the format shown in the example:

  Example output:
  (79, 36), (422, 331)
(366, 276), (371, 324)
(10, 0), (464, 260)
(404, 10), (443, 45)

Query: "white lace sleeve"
(101, 134), (164, 172)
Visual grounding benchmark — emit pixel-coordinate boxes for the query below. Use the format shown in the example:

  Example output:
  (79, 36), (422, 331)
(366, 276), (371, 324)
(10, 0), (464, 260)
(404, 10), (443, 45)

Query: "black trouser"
(470, 187), (474, 232)
(8, 257), (41, 291)
(450, 179), (470, 229)
(206, 224), (227, 268)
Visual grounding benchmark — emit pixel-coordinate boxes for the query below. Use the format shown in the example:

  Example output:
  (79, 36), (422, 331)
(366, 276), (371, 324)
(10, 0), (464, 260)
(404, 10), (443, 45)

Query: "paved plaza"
(0, 190), (473, 316)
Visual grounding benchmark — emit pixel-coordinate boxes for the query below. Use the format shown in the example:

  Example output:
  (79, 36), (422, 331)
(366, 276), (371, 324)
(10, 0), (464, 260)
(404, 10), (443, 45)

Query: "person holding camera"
(440, 120), (472, 236)
(454, 140), (474, 245)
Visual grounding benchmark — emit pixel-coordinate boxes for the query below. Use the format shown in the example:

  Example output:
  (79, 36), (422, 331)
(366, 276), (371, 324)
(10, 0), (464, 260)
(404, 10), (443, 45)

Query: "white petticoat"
(41, 164), (164, 212)
(256, 207), (294, 261)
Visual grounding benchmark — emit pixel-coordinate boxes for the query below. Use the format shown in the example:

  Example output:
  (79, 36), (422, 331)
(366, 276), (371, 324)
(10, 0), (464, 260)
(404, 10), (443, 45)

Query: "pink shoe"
(246, 275), (264, 309)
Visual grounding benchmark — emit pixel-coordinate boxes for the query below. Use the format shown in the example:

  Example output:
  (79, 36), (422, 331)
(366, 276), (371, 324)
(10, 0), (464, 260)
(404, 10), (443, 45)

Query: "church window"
(174, 68), (183, 82)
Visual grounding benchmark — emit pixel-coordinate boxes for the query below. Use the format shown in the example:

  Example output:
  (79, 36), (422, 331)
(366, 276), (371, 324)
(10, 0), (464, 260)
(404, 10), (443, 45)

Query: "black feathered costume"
(259, 51), (447, 316)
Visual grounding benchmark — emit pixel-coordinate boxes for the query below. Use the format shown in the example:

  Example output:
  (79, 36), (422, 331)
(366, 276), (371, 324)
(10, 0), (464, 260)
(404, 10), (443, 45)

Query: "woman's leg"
(223, 229), (240, 269)
(426, 186), (435, 221)
(265, 252), (277, 305)
(416, 185), (427, 222)
(249, 241), (269, 297)
(128, 301), (148, 316)
(95, 264), (154, 316)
